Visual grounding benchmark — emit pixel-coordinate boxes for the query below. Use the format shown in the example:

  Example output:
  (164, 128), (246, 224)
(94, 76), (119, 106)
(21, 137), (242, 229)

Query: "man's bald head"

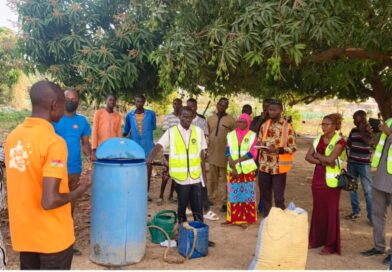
(30, 80), (65, 122)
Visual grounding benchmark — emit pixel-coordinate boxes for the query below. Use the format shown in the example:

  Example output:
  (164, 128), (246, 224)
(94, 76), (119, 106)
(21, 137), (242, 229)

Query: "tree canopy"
(15, 0), (392, 117)
(0, 27), (20, 93)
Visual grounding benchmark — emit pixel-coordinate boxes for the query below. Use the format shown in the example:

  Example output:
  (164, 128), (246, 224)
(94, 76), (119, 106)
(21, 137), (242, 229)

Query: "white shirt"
(192, 116), (209, 136)
(157, 124), (207, 185)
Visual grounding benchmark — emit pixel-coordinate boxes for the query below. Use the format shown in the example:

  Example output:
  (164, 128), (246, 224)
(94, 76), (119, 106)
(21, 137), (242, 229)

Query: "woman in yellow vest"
(223, 113), (258, 227)
(305, 113), (346, 255)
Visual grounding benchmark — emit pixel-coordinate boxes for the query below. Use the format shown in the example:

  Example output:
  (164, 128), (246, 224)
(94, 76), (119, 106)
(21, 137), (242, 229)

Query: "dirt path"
(1, 137), (391, 269)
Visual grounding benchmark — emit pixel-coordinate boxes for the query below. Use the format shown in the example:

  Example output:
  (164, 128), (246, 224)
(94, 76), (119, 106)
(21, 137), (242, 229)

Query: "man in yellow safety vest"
(147, 106), (208, 223)
(361, 104), (392, 266)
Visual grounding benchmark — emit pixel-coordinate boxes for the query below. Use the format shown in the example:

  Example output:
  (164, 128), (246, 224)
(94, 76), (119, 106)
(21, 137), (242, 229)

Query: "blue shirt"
(123, 109), (156, 157)
(53, 114), (91, 174)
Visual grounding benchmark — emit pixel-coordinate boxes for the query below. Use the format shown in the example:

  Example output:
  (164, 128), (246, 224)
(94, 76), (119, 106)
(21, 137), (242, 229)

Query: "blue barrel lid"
(96, 138), (146, 160)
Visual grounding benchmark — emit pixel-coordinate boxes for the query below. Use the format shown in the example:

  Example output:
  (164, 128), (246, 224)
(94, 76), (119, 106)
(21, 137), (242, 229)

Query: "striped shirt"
(347, 127), (372, 164)
(162, 112), (180, 132)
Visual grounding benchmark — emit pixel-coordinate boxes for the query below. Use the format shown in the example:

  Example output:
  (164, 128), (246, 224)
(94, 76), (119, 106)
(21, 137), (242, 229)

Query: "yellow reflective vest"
(313, 133), (345, 188)
(168, 125), (202, 181)
(372, 118), (392, 174)
(227, 130), (258, 174)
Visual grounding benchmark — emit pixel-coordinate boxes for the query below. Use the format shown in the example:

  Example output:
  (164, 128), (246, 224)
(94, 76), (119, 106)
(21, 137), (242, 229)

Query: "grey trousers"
(372, 187), (392, 251)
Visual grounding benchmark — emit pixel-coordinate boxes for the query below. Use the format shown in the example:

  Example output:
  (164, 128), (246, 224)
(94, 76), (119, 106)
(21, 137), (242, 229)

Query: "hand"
(91, 151), (97, 161)
(77, 175), (92, 191)
(147, 156), (154, 165)
(266, 147), (278, 154)
(162, 157), (169, 168)
(232, 168), (239, 178)
(379, 122), (391, 135)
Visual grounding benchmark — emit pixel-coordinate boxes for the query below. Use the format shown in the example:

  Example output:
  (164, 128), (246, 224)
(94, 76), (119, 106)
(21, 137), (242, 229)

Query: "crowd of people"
(0, 80), (392, 269)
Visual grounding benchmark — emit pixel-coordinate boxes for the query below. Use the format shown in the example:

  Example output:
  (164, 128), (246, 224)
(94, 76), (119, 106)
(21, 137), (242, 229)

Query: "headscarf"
(236, 113), (251, 144)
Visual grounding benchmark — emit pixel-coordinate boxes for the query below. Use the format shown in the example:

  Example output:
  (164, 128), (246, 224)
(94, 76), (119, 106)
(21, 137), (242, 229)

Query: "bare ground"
(1, 136), (391, 270)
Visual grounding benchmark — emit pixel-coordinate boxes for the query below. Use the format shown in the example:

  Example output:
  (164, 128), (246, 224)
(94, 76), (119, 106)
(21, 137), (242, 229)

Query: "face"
(64, 90), (79, 113)
(353, 114), (364, 127)
(262, 102), (270, 113)
(268, 104), (282, 119)
(236, 118), (248, 130)
(173, 99), (182, 113)
(242, 105), (252, 115)
(51, 93), (65, 122)
(134, 97), (145, 109)
(187, 101), (197, 113)
(216, 100), (228, 114)
(106, 96), (116, 109)
(321, 117), (336, 134)
(179, 109), (195, 129)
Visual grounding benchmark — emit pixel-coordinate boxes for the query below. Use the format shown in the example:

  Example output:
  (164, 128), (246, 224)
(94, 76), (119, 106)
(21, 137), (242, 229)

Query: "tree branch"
(283, 48), (392, 65)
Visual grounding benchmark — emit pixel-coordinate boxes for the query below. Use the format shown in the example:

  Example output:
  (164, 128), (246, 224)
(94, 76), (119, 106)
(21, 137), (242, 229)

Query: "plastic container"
(148, 210), (177, 244)
(90, 138), (147, 266)
(178, 221), (209, 259)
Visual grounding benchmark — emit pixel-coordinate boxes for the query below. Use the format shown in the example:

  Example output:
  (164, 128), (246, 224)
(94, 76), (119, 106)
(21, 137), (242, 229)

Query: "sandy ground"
(1, 136), (391, 270)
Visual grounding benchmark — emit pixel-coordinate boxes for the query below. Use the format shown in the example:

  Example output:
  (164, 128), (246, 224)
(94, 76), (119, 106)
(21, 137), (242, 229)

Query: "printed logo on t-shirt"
(9, 140), (30, 172)
(50, 160), (64, 168)
(73, 124), (79, 129)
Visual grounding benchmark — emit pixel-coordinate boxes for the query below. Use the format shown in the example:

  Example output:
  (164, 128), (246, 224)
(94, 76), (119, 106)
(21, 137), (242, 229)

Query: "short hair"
(263, 98), (273, 104)
(242, 104), (252, 113)
(135, 94), (146, 101)
(353, 110), (366, 118)
(173, 98), (182, 103)
(218, 97), (229, 104)
(187, 98), (197, 104)
(107, 94), (116, 100)
(180, 105), (195, 115)
(268, 99), (283, 109)
(324, 113), (343, 131)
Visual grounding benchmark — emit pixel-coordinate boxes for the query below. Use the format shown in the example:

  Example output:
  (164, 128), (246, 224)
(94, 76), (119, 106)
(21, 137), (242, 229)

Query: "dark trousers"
(259, 172), (287, 217)
(20, 245), (73, 270)
(175, 182), (203, 224)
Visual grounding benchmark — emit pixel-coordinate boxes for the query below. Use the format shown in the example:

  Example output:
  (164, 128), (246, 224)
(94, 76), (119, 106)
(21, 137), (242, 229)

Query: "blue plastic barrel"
(178, 221), (209, 259)
(90, 138), (147, 266)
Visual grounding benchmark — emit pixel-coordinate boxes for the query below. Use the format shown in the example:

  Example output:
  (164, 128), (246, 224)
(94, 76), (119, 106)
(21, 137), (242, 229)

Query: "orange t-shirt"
(91, 108), (122, 149)
(5, 117), (75, 253)
(135, 112), (144, 134)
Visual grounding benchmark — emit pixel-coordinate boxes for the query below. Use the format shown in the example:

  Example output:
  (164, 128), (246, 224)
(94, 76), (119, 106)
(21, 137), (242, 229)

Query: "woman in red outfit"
(305, 113), (346, 255)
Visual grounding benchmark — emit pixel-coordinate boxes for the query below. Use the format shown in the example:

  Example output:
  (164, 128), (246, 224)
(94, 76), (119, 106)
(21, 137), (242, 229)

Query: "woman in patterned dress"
(224, 114), (258, 228)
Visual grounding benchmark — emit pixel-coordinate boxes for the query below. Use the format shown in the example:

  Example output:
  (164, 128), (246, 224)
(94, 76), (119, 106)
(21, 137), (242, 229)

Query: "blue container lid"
(96, 138), (146, 160)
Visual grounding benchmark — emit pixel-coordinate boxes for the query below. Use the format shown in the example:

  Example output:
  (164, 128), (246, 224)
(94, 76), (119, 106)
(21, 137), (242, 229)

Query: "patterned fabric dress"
(226, 114), (257, 224)
(0, 146), (7, 270)
(227, 172), (257, 224)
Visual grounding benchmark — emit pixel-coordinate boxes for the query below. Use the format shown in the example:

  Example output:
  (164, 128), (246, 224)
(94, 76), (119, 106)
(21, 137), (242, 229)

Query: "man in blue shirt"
(123, 95), (156, 200)
(53, 88), (92, 255)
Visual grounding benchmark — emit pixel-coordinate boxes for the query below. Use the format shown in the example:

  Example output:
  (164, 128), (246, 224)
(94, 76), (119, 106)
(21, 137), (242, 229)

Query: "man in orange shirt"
(91, 94), (122, 160)
(5, 81), (91, 270)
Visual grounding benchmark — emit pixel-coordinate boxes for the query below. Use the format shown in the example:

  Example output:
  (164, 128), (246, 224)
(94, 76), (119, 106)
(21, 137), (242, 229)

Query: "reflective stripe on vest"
(371, 118), (392, 174)
(262, 119), (293, 173)
(169, 125), (202, 181)
(313, 133), (343, 188)
(227, 130), (257, 174)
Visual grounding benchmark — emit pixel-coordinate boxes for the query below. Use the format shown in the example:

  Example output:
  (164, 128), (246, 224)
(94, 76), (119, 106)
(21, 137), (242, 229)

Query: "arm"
(152, 111), (157, 130)
(200, 149), (207, 184)
(358, 123), (373, 146)
(305, 145), (321, 165)
(81, 136), (92, 162)
(123, 114), (130, 137)
(91, 111), (99, 150)
(162, 115), (169, 132)
(116, 113), (122, 137)
(42, 177), (90, 210)
(147, 144), (163, 164)
(315, 143), (345, 166)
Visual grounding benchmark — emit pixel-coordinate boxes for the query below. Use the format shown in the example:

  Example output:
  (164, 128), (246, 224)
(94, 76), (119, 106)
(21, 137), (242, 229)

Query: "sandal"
(204, 211), (219, 221)
(344, 213), (361, 220)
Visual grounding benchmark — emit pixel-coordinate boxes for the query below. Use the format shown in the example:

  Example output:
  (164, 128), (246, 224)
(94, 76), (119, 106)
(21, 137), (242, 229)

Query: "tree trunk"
(369, 77), (392, 120)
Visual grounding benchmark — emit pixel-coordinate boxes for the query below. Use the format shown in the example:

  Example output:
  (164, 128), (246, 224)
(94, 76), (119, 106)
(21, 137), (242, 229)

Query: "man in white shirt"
(147, 106), (207, 223)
